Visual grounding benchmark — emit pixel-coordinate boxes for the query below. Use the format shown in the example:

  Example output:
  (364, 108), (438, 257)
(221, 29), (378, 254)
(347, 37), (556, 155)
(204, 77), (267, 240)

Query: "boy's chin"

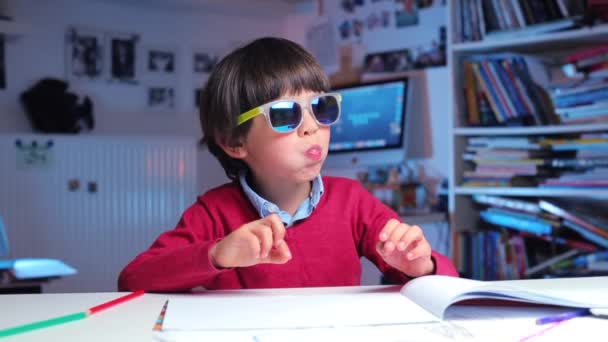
(297, 164), (323, 180)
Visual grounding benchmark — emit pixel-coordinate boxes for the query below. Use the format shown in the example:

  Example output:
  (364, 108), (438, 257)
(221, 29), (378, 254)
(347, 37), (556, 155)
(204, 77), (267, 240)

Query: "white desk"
(0, 286), (605, 341)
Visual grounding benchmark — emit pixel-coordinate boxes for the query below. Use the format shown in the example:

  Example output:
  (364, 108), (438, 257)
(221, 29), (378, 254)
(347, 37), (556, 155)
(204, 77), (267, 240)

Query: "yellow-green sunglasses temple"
(236, 107), (263, 126)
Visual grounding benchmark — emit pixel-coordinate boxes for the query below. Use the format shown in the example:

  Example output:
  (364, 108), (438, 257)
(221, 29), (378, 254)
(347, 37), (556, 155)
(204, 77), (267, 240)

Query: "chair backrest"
(0, 216), (9, 256)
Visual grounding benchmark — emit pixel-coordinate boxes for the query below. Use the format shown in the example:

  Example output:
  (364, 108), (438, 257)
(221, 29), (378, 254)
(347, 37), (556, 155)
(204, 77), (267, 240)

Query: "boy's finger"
(398, 225), (423, 252)
(376, 240), (395, 255)
(403, 239), (431, 261)
(264, 214), (286, 246)
(267, 240), (292, 264)
(379, 218), (400, 241)
(387, 223), (408, 251)
(250, 225), (273, 259)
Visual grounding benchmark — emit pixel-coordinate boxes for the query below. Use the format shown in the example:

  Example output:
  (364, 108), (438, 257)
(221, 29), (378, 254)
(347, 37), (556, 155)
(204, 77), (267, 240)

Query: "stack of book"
(454, 194), (608, 280)
(463, 54), (557, 127)
(462, 134), (608, 188)
(548, 45), (608, 124)
(455, 0), (585, 43)
(538, 133), (608, 188)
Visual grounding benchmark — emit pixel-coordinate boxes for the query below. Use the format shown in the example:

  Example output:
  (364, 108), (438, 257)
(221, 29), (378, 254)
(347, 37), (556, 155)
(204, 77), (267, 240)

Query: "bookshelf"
(447, 1), (608, 280)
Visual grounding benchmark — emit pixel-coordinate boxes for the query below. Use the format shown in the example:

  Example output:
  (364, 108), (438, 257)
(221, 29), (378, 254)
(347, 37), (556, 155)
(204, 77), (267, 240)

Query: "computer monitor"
(323, 77), (408, 171)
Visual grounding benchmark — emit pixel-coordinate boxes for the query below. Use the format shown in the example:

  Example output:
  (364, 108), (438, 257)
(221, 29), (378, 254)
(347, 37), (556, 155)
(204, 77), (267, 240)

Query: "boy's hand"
(210, 214), (292, 268)
(376, 219), (434, 278)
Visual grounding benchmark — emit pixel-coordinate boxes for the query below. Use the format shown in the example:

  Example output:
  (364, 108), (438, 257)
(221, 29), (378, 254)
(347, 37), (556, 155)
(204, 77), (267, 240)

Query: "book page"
(155, 322), (474, 342)
(401, 276), (486, 318)
(401, 275), (608, 319)
(161, 291), (438, 332)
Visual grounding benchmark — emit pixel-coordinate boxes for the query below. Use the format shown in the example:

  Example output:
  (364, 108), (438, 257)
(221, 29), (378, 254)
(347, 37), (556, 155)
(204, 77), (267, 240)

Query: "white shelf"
(453, 123), (608, 136)
(455, 187), (608, 198)
(452, 25), (608, 54)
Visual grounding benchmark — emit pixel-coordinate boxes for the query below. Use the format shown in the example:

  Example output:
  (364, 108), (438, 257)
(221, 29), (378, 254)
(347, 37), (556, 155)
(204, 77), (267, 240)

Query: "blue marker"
(536, 309), (591, 325)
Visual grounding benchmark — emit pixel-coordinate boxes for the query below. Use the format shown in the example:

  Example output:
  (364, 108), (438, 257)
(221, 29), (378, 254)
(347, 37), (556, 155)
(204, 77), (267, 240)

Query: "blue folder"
(0, 216), (77, 280)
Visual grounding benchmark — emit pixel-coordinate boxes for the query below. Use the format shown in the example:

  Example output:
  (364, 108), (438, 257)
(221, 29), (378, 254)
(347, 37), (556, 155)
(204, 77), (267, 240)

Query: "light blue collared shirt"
(239, 171), (324, 227)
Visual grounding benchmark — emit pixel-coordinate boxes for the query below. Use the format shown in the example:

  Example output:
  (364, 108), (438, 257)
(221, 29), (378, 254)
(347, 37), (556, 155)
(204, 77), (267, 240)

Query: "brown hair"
(198, 37), (330, 180)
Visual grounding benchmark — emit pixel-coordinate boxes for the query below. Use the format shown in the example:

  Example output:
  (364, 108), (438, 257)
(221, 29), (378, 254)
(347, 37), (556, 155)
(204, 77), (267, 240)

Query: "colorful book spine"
(471, 62), (506, 122)
(480, 208), (553, 235)
(539, 200), (608, 239)
(562, 220), (608, 249)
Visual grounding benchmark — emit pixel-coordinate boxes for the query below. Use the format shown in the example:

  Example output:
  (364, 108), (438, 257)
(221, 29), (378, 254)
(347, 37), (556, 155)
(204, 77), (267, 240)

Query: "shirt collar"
(239, 170), (324, 222)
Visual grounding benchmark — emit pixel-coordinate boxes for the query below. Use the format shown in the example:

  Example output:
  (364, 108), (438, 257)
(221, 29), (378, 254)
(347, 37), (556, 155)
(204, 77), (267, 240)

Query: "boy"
(118, 37), (458, 292)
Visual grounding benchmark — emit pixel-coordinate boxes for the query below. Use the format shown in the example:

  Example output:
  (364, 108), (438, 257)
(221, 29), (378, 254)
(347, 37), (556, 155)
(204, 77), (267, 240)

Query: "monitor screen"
(329, 78), (408, 154)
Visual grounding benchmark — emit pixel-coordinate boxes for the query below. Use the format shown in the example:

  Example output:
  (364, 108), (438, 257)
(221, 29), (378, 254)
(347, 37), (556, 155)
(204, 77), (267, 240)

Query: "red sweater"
(118, 177), (458, 291)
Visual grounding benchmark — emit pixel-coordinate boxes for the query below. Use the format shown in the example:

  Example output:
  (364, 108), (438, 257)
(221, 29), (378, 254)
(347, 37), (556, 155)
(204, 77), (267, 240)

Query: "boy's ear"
(218, 141), (247, 159)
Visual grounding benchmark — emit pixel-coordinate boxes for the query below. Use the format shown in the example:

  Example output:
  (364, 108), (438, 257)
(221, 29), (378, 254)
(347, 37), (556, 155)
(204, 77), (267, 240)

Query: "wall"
(0, 0), (293, 193)
(308, 1), (451, 178)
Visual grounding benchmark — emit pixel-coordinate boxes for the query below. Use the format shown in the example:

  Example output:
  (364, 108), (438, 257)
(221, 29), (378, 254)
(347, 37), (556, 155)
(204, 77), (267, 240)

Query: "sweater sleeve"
(117, 201), (231, 292)
(352, 181), (459, 283)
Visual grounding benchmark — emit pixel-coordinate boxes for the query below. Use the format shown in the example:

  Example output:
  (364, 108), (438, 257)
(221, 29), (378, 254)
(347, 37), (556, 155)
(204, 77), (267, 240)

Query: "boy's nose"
(298, 108), (319, 136)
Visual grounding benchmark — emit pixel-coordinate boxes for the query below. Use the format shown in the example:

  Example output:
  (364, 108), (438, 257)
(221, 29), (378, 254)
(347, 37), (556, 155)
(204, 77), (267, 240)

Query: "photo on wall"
(193, 52), (218, 74)
(147, 86), (175, 112)
(142, 45), (177, 76)
(394, 3), (418, 27)
(107, 32), (138, 83)
(363, 49), (413, 73)
(65, 26), (104, 81)
(411, 25), (446, 68)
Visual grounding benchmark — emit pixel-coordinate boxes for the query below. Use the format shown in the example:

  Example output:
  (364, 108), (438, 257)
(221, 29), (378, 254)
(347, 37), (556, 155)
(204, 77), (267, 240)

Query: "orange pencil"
(88, 290), (145, 315)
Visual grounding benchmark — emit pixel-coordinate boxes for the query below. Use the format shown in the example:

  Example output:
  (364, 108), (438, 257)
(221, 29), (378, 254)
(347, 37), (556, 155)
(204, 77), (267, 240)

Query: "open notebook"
(156, 275), (608, 336)
(0, 216), (76, 279)
(401, 275), (608, 319)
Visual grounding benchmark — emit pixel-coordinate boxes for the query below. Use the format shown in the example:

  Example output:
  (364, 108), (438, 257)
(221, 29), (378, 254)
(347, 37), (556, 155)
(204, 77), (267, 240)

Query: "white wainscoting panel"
(0, 134), (197, 292)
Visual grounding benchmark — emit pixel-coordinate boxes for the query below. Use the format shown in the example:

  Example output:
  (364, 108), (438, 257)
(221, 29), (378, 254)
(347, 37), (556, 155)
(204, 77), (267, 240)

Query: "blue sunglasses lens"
(269, 101), (302, 132)
(311, 96), (340, 125)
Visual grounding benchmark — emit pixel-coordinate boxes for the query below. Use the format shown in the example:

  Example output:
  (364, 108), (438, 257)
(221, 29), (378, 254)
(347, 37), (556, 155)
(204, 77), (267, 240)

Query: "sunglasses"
(236, 93), (342, 133)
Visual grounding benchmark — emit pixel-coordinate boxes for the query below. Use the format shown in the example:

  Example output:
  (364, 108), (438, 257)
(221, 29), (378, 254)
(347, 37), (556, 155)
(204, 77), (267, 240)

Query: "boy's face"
(235, 90), (331, 185)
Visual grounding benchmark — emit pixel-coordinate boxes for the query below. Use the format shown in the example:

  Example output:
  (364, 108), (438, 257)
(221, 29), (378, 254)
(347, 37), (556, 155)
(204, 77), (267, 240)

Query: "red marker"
(88, 290), (145, 315)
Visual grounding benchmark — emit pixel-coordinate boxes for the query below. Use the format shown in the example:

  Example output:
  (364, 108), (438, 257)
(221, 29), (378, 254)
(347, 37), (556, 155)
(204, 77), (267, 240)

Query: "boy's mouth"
(305, 145), (322, 161)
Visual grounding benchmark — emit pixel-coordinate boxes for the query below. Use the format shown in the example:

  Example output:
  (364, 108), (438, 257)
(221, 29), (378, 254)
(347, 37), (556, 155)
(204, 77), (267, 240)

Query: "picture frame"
(193, 51), (218, 74)
(363, 48), (413, 73)
(146, 85), (176, 112)
(106, 31), (139, 84)
(141, 45), (178, 77)
(65, 26), (105, 81)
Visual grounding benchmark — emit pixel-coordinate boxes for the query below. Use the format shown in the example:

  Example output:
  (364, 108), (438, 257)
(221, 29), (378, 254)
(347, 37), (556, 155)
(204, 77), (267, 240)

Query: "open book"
(157, 275), (608, 336)
(402, 275), (608, 319)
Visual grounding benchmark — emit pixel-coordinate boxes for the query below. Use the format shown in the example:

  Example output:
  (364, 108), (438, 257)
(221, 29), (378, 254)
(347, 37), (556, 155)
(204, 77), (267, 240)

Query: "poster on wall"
(107, 32), (138, 84)
(65, 27), (104, 81)
(331, 0), (447, 72)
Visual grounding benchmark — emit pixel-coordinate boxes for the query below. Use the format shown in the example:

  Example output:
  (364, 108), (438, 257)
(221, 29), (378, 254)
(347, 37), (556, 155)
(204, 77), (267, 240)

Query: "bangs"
(236, 38), (330, 113)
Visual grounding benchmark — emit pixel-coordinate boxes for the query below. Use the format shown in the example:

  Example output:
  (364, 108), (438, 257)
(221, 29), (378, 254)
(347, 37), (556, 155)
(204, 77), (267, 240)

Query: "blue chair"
(0, 216), (76, 290)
